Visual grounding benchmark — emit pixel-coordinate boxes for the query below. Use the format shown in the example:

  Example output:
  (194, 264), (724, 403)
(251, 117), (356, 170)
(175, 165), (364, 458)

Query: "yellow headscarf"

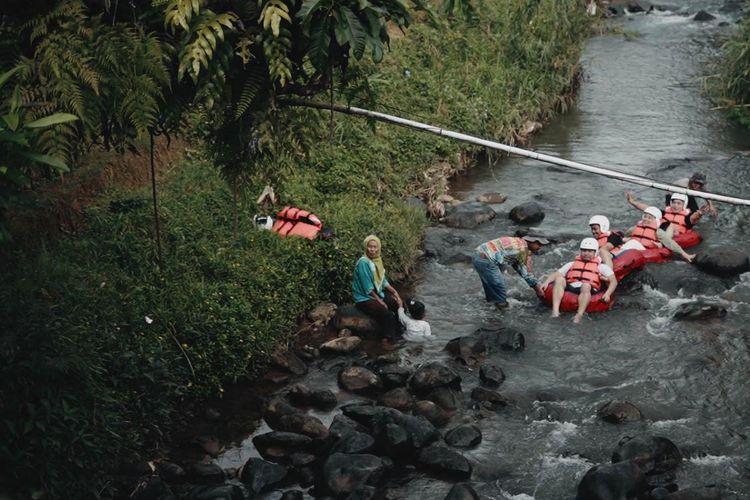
(363, 234), (385, 290)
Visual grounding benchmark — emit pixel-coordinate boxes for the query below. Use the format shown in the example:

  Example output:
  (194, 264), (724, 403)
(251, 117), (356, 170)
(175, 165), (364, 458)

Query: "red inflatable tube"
(639, 230), (702, 264)
(542, 249), (646, 313)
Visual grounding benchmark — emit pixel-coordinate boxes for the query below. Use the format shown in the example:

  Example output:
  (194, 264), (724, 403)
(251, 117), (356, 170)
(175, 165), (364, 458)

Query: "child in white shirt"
(398, 299), (434, 342)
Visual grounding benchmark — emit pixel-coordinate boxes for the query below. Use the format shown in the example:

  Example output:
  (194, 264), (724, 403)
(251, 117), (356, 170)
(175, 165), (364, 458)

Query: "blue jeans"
(472, 253), (507, 304)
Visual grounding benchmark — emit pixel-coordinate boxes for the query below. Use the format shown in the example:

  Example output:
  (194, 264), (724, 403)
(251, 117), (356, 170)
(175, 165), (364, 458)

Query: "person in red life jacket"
(540, 238), (618, 324)
(271, 206), (323, 240)
(472, 235), (548, 310)
(352, 235), (403, 344)
(588, 215), (623, 269)
(621, 198), (697, 263)
(626, 191), (705, 232)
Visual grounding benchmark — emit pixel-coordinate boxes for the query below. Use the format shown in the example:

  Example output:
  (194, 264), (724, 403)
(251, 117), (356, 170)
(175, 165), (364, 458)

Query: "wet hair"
(406, 298), (426, 320)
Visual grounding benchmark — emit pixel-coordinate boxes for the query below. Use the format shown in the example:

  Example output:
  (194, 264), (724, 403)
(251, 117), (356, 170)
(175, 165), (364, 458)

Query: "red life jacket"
(565, 256), (602, 289)
(631, 220), (661, 249)
(272, 206), (322, 240)
(596, 231), (621, 253)
(663, 207), (690, 235)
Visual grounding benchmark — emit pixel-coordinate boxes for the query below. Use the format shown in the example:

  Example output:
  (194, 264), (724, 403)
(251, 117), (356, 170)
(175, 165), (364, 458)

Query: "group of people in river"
(351, 173), (717, 339)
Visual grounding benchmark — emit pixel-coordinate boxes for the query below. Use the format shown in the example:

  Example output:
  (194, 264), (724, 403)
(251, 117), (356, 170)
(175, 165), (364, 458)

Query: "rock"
(371, 407), (441, 451)
(341, 403), (382, 428)
(191, 435), (222, 458)
(262, 398), (299, 429)
(329, 414), (369, 439)
(331, 431), (376, 455)
(597, 400), (643, 423)
(239, 458), (288, 495)
(427, 387), (464, 411)
(444, 483), (480, 500)
(672, 300), (727, 321)
(693, 9), (716, 21)
(280, 491), (304, 500)
(252, 432), (313, 463)
(378, 387), (415, 412)
(185, 463), (225, 485)
(423, 229), (467, 260)
(409, 362), (462, 396)
(444, 336), (487, 366)
(417, 445), (472, 479)
(287, 384), (337, 410)
(332, 305), (380, 337)
(474, 327), (526, 351)
(611, 435), (683, 474)
(403, 196), (428, 214)
(322, 453), (386, 496)
(476, 193), (507, 204)
(442, 202), (497, 229)
(694, 249), (749, 276)
(339, 366), (383, 394)
(444, 425), (482, 448)
(289, 452), (316, 466)
(479, 364), (505, 388)
(576, 461), (647, 500)
(470, 387), (509, 409)
(414, 400), (452, 427)
(321, 336), (363, 353)
(271, 349), (308, 376)
(187, 484), (244, 500)
(377, 364), (413, 389)
(508, 202), (545, 224)
(372, 352), (401, 365)
(277, 413), (329, 440)
(626, 3), (645, 13)
(309, 302), (337, 325)
(155, 461), (185, 483)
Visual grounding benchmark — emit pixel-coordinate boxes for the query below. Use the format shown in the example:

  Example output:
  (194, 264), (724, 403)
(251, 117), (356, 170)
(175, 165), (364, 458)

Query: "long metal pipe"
(284, 99), (750, 206)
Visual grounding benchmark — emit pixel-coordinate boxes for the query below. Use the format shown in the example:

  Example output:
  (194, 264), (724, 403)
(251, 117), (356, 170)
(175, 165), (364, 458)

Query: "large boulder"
(377, 364), (413, 389)
(277, 413), (329, 440)
(693, 9), (716, 21)
(444, 424), (482, 448)
(339, 366), (383, 394)
(417, 445), (472, 479)
(597, 400), (643, 424)
(286, 384), (337, 410)
(672, 300), (727, 321)
(332, 305), (380, 337)
(371, 407), (441, 454)
(427, 387), (464, 411)
(470, 387), (509, 410)
(252, 432), (312, 463)
(442, 202), (497, 229)
(322, 453), (387, 497)
(409, 362), (462, 396)
(331, 431), (376, 455)
(378, 387), (415, 412)
(694, 249), (749, 276)
(479, 364), (506, 388)
(239, 458), (289, 495)
(611, 435), (683, 475)
(576, 461), (647, 500)
(414, 400), (451, 427)
(474, 327), (526, 351)
(508, 202), (545, 224)
(444, 336), (487, 366)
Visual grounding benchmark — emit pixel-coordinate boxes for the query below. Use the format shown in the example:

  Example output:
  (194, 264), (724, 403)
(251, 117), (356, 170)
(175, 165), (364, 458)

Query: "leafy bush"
(715, 10), (750, 128)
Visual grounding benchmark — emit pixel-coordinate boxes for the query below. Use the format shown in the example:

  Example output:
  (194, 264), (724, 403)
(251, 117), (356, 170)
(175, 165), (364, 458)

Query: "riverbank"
(0, 1), (592, 497)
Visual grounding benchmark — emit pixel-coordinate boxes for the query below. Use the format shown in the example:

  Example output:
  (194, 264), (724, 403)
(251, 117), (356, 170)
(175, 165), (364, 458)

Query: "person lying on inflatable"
(588, 215), (624, 269)
(540, 238), (618, 324)
(617, 205), (696, 263)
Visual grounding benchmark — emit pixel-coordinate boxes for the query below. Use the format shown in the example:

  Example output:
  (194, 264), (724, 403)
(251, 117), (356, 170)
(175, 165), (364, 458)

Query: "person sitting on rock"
(664, 172), (718, 218)
(472, 235), (548, 309)
(398, 298), (434, 342)
(541, 238), (618, 324)
(617, 205), (696, 263)
(352, 235), (403, 344)
(588, 215), (624, 269)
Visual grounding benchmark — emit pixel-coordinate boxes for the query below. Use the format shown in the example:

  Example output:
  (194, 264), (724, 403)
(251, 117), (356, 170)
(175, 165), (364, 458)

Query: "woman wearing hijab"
(352, 235), (403, 342)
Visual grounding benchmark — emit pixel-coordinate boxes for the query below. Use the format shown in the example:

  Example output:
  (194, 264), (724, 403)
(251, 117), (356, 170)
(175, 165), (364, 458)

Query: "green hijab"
(363, 234), (385, 290)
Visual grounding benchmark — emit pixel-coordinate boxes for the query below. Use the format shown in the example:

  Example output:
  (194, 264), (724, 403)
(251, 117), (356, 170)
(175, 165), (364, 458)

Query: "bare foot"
(572, 314), (583, 324)
(550, 312), (560, 318)
(686, 253), (696, 263)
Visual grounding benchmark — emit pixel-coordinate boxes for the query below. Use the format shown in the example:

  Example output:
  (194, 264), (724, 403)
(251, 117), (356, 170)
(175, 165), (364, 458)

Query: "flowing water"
(217, 3), (750, 498)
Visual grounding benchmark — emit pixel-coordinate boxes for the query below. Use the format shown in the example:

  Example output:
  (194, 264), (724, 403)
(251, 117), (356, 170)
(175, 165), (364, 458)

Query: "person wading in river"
(541, 237), (618, 324)
(472, 235), (548, 309)
(664, 172), (718, 218)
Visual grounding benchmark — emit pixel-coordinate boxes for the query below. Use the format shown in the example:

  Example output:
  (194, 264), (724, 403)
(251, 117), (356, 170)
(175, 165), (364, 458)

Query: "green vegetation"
(714, 8), (750, 128)
(0, 0), (591, 497)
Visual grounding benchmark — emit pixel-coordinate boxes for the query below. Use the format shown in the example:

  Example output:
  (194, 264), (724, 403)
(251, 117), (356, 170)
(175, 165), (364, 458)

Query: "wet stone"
(444, 336), (487, 366)
(442, 202), (497, 229)
(428, 387), (464, 412)
(470, 387), (509, 409)
(329, 413), (369, 438)
(377, 387), (415, 412)
(322, 453), (386, 497)
(474, 327), (525, 351)
(479, 363), (505, 388)
(414, 400), (452, 427)
(262, 398), (299, 429)
(508, 201), (545, 224)
(372, 407), (441, 450)
(239, 458), (288, 495)
(417, 445), (472, 479)
(694, 248), (749, 276)
(287, 384), (337, 410)
(597, 400), (643, 424)
(444, 483), (480, 500)
(672, 300), (727, 321)
(693, 9), (716, 21)
(577, 461), (647, 500)
(611, 435), (683, 474)
(409, 362), (462, 396)
(338, 366), (383, 394)
(191, 435), (222, 458)
(444, 424), (482, 448)
(476, 192), (507, 204)
(271, 349), (308, 376)
(378, 364), (413, 389)
(331, 430), (375, 455)
(277, 413), (329, 440)
(321, 336), (362, 354)
(332, 305), (379, 336)
(252, 431), (312, 463)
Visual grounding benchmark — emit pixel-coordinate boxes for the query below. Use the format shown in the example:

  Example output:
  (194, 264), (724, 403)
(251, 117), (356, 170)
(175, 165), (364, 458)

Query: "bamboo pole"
(284, 98), (750, 207)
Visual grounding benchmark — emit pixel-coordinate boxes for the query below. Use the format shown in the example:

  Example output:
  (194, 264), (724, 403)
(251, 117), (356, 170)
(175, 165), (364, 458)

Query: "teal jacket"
(352, 256), (389, 303)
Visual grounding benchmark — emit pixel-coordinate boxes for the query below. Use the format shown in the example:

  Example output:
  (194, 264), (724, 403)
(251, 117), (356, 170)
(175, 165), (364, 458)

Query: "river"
(216, 3), (750, 498)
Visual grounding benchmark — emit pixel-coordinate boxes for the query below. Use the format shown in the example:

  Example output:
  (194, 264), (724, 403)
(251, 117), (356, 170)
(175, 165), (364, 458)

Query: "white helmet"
(588, 215), (610, 232)
(580, 237), (599, 251)
(643, 206), (663, 220)
(253, 214), (274, 230)
(670, 193), (688, 204)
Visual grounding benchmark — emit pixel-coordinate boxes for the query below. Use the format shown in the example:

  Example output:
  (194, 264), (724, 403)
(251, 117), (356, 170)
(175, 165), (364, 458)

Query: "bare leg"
(573, 283), (592, 324)
(551, 275), (565, 318)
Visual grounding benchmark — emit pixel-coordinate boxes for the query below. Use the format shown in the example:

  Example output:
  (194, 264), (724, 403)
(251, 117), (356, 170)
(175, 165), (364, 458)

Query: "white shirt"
(557, 261), (614, 288)
(397, 307), (434, 341)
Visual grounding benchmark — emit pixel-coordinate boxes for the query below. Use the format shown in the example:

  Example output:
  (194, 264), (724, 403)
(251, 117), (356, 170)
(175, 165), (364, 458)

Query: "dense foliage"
(715, 6), (750, 128)
(0, 0), (591, 498)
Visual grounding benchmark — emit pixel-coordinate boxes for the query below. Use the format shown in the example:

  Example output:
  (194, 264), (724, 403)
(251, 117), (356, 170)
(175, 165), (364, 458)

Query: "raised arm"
(625, 190), (648, 211)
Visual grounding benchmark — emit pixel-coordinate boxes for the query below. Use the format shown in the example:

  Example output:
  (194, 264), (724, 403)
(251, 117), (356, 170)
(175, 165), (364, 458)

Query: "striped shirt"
(476, 236), (538, 287)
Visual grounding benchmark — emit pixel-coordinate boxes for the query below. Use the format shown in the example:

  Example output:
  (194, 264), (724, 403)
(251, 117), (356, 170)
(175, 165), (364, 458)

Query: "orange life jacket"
(631, 220), (661, 249)
(596, 231), (621, 253)
(272, 206), (322, 240)
(565, 256), (602, 289)
(663, 207), (690, 235)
